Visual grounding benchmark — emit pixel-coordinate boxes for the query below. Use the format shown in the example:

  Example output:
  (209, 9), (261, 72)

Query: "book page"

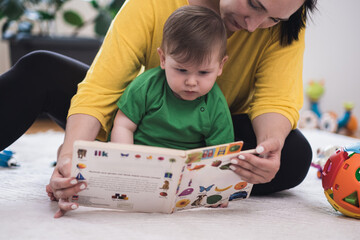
(70, 141), (185, 213)
(174, 141), (253, 211)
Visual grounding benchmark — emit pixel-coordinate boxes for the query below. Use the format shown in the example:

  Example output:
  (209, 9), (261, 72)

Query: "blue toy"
(0, 149), (18, 167)
(344, 142), (360, 153)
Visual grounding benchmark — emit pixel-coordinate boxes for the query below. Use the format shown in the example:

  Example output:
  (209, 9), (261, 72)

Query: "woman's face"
(219, 0), (305, 32)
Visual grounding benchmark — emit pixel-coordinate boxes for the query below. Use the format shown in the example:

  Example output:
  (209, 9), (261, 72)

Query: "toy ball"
(321, 142), (360, 219)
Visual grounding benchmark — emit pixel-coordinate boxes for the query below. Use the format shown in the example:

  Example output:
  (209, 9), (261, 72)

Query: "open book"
(70, 140), (254, 213)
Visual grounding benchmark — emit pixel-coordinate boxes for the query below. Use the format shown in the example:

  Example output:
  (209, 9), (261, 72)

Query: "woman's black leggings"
(0, 50), (312, 195)
(0, 51), (88, 149)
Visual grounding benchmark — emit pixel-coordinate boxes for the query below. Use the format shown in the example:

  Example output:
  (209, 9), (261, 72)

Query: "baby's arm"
(111, 110), (137, 144)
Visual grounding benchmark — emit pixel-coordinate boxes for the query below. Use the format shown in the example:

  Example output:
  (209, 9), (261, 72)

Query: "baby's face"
(159, 49), (227, 101)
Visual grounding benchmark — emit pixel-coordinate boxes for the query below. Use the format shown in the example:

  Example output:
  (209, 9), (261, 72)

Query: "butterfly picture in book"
(173, 141), (251, 211)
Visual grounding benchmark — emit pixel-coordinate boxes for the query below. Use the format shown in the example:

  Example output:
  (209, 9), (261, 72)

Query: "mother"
(0, 0), (317, 217)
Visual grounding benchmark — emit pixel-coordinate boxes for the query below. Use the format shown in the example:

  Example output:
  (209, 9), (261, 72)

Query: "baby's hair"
(161, 5), (227, 66)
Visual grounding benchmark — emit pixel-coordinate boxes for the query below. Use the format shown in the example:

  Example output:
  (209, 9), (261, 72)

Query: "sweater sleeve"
(68, 0), (156, 141)
(248, 27), (306, 129)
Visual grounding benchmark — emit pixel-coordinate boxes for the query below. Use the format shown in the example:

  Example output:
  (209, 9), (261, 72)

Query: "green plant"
(0, 0), (125, 39)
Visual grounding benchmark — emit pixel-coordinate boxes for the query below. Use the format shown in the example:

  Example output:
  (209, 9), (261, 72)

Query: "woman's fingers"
(53, 181), (87, 200)
(230, 152), (280, 184)
(230, 159), (267, 184)
(54, 198), (79, 218)
(47, 157), (87, 218)
(46, 184), (57, 201)
(229, 139), (282, 184)
(48, 157), (87, 200)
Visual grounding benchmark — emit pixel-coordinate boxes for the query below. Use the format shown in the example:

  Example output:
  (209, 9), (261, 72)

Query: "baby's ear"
(217, 55), (229, 76)
(157, 47), (166, 69)
(221, 55), (229, 67)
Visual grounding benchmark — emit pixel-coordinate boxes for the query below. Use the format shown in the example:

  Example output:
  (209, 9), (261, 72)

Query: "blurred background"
(0, 0), (359, 136)
(302, 0), (360, 133)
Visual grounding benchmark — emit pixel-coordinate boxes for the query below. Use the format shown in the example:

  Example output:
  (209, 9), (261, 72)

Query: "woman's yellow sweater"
(69, 0), (305, 141)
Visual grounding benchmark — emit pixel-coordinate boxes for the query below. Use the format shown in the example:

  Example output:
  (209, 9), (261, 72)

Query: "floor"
(25, 118), (64, 134)
(3, 128), (360, 240)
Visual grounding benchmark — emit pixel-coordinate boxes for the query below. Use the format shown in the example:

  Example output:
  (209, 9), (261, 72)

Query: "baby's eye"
(177, 68), (187, 73)
(199, 71), (209, 75)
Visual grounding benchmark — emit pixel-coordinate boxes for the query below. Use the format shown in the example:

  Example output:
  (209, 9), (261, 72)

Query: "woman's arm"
(253, 112), (291, 151)
(230, 112), (291, 184)
(228, 29), (305, 184)
(60, 114), (101, 160)
(111, 110), (137, 143)
(68, 0), (181, 141)
(247, 27), (305, 130)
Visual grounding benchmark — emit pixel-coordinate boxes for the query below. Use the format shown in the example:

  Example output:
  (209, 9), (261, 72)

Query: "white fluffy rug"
(1, 129), (360, 240)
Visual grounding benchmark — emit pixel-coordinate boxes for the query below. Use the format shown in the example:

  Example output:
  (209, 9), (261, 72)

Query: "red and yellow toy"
(322, 142), (360, 219)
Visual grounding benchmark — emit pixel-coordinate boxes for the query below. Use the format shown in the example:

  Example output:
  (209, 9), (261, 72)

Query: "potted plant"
(0, 0), (125, 65)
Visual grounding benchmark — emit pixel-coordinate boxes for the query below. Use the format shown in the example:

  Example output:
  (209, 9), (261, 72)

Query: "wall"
(0, 40), (9, 72)
(303, 0), (360, 122)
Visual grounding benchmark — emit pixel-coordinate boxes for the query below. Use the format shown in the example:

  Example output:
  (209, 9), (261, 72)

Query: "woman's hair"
(161, 5), (227, 66)
(280, 0), (318, 46)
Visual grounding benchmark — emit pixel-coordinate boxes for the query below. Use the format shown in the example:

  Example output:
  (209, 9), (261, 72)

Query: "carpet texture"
(1, 129), (359, 240)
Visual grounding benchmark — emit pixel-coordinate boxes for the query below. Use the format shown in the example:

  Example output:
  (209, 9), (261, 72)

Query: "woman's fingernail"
(63, 158), (71, 164)
(79, 184), (86, 190)
(238, 155), (245, 160)
(230, 159), (238, 164)
(70, 179), (78, 185)
(256, 146), (264, 154)
(71, 204), (78, 210)
(229, 165), (236, 171)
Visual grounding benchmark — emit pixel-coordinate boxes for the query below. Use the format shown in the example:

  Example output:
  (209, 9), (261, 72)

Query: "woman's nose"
(244, 16), (264, 32)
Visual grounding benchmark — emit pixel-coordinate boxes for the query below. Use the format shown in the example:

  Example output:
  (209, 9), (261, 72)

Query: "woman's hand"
(230, 112), (292, 184)
(47, 157), (87, 218)
(229, 138), (281, 184)
(46, 114), (101, 218)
